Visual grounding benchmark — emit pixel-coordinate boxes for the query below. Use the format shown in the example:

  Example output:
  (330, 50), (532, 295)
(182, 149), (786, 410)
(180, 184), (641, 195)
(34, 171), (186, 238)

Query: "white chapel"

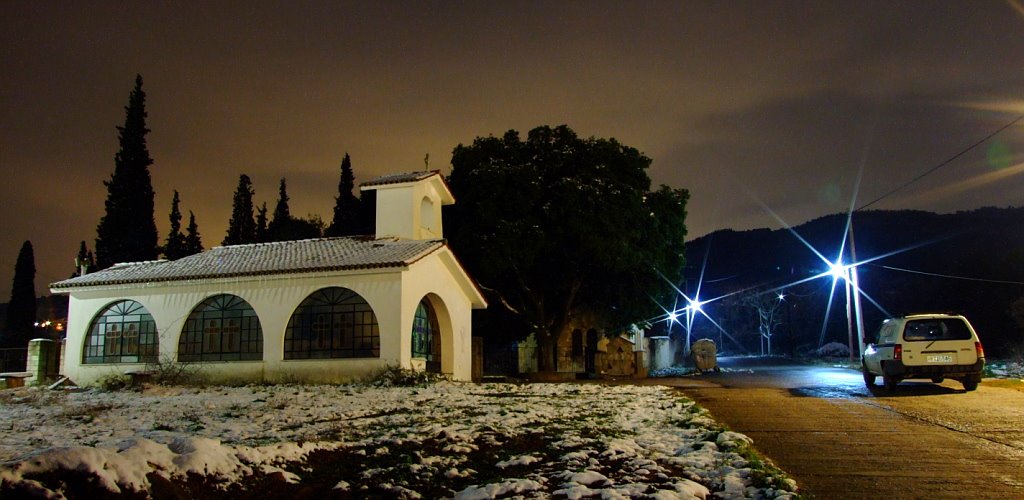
(50, 171), (487, 385)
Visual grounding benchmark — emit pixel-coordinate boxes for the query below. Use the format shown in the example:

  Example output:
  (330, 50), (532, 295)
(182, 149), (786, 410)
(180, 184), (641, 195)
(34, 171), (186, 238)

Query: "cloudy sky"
(3, 1), (1024, 297)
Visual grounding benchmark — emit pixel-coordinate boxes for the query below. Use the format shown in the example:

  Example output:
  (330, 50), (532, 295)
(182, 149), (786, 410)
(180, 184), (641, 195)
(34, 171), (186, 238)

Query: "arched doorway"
(411, 298), (442, 373)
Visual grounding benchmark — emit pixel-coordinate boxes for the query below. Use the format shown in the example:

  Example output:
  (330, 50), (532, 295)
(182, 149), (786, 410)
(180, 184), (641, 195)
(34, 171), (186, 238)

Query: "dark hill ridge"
(684, 207), (1024, 356)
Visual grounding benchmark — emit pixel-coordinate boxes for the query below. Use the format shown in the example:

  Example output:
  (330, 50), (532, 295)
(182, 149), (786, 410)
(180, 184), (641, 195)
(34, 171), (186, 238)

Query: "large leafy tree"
(325, 153), (362, 237)
(163, 190), (188, 260)
(223, 174), (257, 245)
(3, 241), (36, 348)
(448, 125), (688, 370)
(95, 74), (159, 269)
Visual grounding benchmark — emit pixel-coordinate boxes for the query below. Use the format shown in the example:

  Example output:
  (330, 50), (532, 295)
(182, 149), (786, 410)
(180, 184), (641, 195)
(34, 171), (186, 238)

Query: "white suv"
(862, 314), (985, 391)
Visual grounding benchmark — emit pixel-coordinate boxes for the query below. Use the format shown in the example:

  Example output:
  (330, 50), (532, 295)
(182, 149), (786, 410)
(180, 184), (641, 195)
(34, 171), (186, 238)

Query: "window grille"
(178, 294), (263, 362)
(83, 300), (158, 364)
(411, 299), (441, 372)
(285, 287), (380, 359)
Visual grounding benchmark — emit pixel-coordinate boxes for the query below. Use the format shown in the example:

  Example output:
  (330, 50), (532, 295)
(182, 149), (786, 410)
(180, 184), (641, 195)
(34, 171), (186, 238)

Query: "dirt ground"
(651, 357), (1024, 499)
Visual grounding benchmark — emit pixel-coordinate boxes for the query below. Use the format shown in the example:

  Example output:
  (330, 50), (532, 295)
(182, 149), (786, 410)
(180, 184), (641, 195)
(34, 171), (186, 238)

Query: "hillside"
(682, 207), (1024, 357)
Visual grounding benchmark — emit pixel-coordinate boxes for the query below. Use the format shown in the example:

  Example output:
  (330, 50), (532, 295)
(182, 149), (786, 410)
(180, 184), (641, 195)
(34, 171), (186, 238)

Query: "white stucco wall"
(369, 176), (450, 240)
(400, 248), (477, 381)
(60, 252), (478, 385)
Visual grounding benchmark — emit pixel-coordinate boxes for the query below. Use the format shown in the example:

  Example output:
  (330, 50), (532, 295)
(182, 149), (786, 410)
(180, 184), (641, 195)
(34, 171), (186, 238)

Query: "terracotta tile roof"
(361, 170), (441, 187)
(50, 237), (444, 290)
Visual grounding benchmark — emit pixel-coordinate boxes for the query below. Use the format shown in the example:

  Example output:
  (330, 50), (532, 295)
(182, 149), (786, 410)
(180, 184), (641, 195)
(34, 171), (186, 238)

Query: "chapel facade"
(50, 171), (486, 385)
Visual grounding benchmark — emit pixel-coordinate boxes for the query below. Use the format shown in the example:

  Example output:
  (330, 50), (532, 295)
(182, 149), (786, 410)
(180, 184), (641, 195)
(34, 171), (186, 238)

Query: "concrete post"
(26, 339), (60, 386)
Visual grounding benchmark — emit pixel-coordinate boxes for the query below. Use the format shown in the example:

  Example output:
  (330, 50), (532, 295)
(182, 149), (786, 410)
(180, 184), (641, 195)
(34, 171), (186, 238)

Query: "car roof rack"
(901, 311), (964, 318)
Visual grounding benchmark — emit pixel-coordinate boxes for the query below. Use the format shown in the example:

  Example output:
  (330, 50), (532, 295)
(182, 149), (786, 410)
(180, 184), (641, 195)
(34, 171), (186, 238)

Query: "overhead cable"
(857, 113), (1024, 211)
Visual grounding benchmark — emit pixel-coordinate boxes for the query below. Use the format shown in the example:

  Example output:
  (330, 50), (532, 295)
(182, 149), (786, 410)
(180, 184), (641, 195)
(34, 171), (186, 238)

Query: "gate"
(0, 348), (28, 372)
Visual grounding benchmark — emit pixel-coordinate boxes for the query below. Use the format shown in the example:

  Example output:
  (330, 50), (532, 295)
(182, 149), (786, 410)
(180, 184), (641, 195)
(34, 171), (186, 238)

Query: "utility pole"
(848, 222), (866, 362)
(845, 267), (854, 362)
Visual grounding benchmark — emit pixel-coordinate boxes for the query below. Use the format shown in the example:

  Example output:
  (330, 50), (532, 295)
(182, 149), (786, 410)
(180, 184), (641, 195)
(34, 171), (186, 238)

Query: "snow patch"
(496, 454), (540, 468)
(454, 478), (544, 499)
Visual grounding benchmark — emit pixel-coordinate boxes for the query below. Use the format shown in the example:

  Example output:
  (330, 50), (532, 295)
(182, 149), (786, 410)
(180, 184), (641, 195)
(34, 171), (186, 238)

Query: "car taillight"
(894, 344), (902, 361)
(976, 341), (985, 359)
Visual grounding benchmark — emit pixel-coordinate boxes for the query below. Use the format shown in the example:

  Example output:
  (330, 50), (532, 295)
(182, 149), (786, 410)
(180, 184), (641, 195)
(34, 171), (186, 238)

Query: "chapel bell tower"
(360, 170), (455, 241)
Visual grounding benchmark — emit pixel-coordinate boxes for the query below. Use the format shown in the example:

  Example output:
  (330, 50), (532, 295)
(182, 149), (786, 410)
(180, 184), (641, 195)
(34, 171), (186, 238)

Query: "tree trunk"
(537, 329), (558, 372)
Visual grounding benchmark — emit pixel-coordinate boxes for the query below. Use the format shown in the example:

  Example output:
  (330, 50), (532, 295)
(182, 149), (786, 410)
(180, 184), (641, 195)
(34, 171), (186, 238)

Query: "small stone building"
(511, 327), (646, 379)
(50, 171), (486, 385)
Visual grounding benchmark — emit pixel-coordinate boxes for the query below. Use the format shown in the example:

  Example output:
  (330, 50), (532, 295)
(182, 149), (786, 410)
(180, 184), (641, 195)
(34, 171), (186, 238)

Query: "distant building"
(50, 171), (486, 385)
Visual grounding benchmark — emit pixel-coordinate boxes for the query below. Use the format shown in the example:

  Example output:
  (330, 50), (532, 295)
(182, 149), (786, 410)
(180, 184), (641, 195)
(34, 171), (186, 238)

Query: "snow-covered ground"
(987, 359), (1024, 379)
(0, 379), (797, 499)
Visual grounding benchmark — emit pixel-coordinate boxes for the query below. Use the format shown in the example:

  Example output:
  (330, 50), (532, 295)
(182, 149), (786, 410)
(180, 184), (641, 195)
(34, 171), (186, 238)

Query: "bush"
(369, 366), (447, 387)
(96, 374), (132, 391)
(145, 355), (200, 386)
(816, 342), (850, 358)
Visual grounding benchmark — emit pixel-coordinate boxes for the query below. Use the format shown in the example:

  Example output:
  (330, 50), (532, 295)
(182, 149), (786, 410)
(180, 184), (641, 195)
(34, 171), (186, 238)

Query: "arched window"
(178, 294), (263, 362)
(420, 196), (437, 234)
(285, 287), (380, 359)
(83, 300), (158, 364)
(412, 299), (441, 372)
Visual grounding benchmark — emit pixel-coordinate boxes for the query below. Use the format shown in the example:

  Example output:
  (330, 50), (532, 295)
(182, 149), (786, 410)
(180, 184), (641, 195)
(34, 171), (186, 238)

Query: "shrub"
(369, 366), (447, 387)
(815, 342), (850, 358)
(145, 355), (201, 386)
(96, 374), (132, 391)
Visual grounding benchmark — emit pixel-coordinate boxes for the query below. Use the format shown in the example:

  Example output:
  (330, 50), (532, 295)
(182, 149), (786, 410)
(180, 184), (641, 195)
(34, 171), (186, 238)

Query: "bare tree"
(742, 291), (785, 356)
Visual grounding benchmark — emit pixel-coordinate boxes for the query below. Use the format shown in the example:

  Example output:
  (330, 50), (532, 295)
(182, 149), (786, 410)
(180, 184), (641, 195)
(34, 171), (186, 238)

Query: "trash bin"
(691, 338), (719, 373)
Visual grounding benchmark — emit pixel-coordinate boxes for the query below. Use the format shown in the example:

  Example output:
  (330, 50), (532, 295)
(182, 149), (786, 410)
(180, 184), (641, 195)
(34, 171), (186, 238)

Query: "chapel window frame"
(82, 300), (159, 364)
(178, 294), (264, 362)
(284, 287), (380, 360)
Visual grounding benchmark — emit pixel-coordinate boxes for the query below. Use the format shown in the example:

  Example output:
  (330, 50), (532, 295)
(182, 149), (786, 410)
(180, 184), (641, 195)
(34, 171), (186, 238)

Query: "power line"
(857, 113), (1024, 211)
(871, 264), (1024, 285)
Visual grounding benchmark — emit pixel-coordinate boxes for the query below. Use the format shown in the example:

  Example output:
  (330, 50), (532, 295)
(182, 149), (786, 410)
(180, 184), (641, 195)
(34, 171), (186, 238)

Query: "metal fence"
(482, 343), (521, 376)
(481, 343), (594, 376)
(0, 348), (28, 373)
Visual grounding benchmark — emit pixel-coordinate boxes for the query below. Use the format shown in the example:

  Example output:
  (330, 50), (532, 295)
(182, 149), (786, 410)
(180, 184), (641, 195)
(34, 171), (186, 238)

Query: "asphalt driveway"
(652, 357), (1024, 499)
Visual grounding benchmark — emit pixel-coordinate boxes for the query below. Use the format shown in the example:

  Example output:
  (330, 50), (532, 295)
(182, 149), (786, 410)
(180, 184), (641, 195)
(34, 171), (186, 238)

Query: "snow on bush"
(816, 342), (850, 358)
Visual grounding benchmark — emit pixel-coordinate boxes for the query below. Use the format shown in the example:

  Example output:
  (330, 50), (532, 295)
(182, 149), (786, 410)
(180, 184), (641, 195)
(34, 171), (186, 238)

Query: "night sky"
(3, 1), (1024, 298)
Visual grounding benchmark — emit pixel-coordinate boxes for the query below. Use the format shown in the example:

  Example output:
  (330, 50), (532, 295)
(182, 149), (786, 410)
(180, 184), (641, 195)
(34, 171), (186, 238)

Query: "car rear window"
(902, 318), (972, 341)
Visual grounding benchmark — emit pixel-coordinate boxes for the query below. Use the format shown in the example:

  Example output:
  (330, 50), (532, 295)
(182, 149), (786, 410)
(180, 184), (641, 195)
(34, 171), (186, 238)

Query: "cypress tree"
(72, 241), (95, 278)
(267, 178), (291, 241)
(255, 202), (268, 243)
(325, 153), (362, 237)
(3, 241), (36, 348)
(95, 74), (158, 269)
(163, 190), (188, 260)
(360, 189), (377, 235)
(184, 211), (204, 256)
(223, 174), (257, 245)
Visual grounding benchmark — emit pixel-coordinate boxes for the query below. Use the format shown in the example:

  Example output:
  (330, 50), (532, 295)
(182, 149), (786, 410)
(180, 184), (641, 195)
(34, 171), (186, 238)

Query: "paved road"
(653, 357), (1024, 499)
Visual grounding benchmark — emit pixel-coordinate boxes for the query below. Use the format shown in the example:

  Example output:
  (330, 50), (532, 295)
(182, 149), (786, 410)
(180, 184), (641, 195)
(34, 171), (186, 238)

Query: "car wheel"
(883, 376), (899, 392)
(962, 379), (979, 391)
(931, 377), (944, 383)
(862, 364), (876, 387)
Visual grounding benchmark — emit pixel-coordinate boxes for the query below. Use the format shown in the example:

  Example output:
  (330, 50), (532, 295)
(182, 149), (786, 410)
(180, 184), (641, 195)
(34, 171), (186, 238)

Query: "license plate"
(927, 354), (953, 363)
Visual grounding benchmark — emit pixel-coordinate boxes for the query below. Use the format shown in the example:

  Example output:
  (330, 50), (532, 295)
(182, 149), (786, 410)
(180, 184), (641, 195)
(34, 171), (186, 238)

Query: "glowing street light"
(828, 260), (848, 282)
